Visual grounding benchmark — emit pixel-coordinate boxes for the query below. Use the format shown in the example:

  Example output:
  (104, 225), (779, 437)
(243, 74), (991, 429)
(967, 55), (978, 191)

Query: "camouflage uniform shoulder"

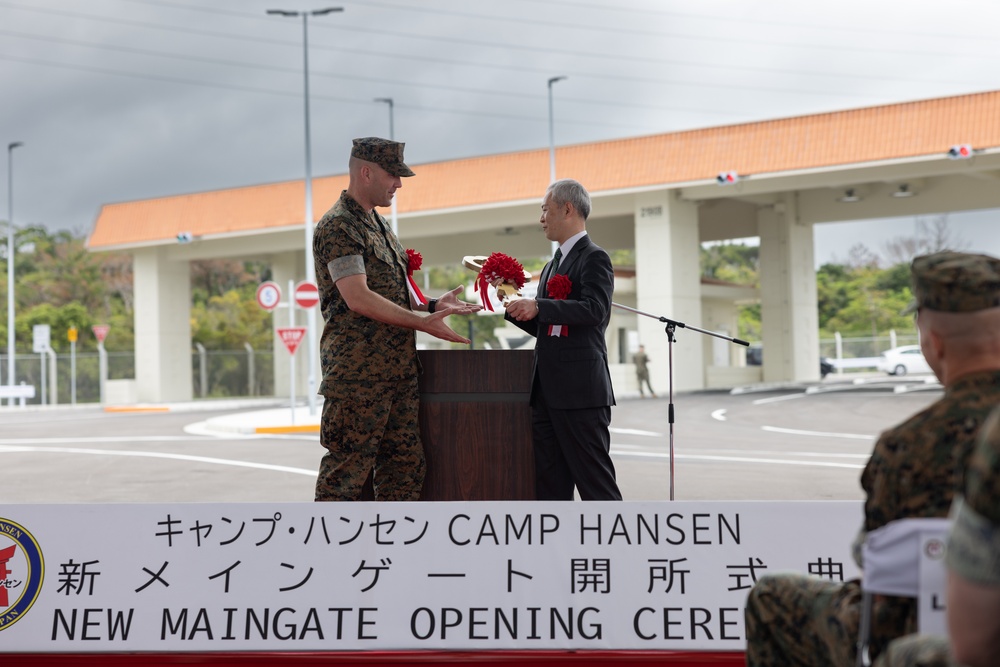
(965, 405), (1000, 523)
(315, 192), (371, 245)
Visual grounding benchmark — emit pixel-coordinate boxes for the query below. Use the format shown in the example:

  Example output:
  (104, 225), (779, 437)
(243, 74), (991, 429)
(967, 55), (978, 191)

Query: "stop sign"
(295, 281), (319, 309)
(276, 327), (307, 355)
(92, 324), (110, 343)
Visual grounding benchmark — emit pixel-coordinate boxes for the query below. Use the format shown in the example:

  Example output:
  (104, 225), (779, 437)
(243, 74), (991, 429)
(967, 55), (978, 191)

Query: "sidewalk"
(202, 404), (321, 435)
(97, 397), (322, 435)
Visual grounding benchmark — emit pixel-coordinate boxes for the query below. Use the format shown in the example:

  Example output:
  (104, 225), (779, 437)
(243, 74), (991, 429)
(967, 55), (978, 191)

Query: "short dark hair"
(547, 179), (591, 221)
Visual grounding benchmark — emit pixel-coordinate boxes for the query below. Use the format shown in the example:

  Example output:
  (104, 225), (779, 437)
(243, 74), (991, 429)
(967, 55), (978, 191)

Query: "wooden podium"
(418, 349), (535, 500)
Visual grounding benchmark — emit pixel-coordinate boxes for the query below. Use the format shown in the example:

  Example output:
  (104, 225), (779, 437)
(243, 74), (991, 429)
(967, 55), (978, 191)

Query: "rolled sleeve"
(328, 255), (365, 284)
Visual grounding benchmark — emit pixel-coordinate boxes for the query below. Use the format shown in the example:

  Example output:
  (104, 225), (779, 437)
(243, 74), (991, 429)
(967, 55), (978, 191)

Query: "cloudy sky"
(3, 0), (1000, 264)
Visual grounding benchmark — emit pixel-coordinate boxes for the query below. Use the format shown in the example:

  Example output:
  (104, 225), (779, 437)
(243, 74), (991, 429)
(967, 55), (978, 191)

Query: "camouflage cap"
(909, 251), (1000, 313)
(351, 137), (415, 177)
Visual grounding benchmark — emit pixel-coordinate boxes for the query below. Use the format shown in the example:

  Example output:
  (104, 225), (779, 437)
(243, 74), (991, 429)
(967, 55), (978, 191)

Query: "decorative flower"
(406, 248), (423, 274)
(476, 252), (526, 312)
(547, 274), (572, 300)
(546, 274), (572, 337)
(405, 248), (426, 305)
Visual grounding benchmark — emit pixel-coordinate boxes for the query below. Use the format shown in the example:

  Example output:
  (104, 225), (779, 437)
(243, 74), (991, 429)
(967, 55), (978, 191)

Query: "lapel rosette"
(405, 248), (426, 305)
(546, 273), (572, 337)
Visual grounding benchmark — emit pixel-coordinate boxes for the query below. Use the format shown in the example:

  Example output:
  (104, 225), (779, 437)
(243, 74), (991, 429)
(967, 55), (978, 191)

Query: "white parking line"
(610, 448), (864, 469)
(711, 409), (726, 421)
(761, 425), (875, 440)
(752, 393), (806, 405)
(609, 427), (664, 437)
(0, 444), (316, 476)
(0, 434), (258, 445)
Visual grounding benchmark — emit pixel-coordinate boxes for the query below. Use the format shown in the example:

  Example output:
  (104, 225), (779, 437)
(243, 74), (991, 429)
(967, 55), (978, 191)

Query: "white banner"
(1, 501), (862, 653)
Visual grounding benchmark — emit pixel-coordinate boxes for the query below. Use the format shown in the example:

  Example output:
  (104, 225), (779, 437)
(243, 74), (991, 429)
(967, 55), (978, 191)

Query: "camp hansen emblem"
(0, 518), (45, 631)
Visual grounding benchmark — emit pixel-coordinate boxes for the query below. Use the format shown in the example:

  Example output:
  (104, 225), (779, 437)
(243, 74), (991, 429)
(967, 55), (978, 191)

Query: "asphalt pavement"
(0, 371), (942, 503)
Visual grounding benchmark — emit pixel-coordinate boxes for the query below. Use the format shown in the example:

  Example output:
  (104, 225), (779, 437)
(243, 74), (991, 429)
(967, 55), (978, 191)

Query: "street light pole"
(266, 6), (342, 417)
(547, 76), (566, 184)
(546, 76), (565, 257)
(374, 97), (398, 235)
(6, 141), (23, 405)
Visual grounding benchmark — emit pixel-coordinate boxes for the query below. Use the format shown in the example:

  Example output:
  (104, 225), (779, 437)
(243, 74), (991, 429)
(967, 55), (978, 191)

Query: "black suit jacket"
(506, 235), (616, 410)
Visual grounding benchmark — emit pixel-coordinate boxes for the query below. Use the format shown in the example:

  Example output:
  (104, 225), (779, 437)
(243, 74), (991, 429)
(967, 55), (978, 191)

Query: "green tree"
(701, 243), (759, 285)
(700, 242), (760, 340)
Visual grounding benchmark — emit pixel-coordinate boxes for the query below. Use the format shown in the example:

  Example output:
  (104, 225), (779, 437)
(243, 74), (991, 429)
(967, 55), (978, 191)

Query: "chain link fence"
(819, 332), (919, 360)
(1, 348), (274, 405)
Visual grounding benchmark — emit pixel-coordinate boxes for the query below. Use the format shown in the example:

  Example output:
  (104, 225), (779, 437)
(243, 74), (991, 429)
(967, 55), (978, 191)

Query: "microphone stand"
(613, 302), (749, 500)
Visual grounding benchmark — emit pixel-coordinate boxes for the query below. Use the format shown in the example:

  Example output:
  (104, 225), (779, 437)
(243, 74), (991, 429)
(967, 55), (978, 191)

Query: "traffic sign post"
(277, 328), (307, 355)
(258, 279), (319, 422)
(32, 325), (50, 405)
(294, 280), (319, 309)
(256, 281), (281, 311)
(92, 324), (110, 343)
(294, 280), (320, 418)
(68, 327), (78, 405)
(93, 324), (109, 405)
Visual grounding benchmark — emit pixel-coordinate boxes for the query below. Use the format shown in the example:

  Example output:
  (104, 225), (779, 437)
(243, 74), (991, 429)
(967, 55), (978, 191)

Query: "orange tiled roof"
(88, 90), (1000, 250)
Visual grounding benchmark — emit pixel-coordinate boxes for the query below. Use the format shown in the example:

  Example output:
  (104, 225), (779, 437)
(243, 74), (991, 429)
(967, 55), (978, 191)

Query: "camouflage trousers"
(745, 573), (914, 667)
(314, 377), (426, 501)
(874, 635), (956, 667)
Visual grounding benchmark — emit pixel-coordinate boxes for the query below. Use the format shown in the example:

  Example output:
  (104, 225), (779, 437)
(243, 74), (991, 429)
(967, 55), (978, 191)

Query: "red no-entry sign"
(294, 281), (319, 309)
(277, 327), (307, 355)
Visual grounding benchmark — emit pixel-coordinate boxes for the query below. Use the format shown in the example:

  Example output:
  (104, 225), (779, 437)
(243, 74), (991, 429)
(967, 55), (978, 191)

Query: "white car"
(877, 345), (932, 376)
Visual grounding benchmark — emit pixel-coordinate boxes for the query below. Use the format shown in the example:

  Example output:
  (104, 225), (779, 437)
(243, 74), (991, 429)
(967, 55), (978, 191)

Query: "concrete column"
(633, 190), (704, 391)
(133, 247), (192, 402)
(758, 195), (819, 382)
(270, 251), (309, 399)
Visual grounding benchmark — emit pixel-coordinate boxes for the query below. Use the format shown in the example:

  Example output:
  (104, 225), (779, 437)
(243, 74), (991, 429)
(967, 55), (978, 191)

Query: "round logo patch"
(0, 518), (45, 632)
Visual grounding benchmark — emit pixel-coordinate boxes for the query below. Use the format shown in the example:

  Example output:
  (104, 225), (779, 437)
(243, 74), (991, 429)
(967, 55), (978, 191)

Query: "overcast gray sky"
(3, 0), (1000, 264)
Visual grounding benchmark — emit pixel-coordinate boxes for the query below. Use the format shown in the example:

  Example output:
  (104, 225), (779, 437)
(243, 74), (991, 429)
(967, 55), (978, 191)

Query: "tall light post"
(374, 97), (398, 235)
(547, 76), (566, 184)
(547, 76), (566, 257)
(6, 141), (23, 405)
(266, 6), (342, 417)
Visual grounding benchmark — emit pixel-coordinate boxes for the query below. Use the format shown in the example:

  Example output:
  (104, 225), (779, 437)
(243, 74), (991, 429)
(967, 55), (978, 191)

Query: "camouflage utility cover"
(910, 251), (1000, 313)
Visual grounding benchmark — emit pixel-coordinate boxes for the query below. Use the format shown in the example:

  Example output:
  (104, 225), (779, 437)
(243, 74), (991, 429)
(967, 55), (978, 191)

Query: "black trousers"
(532, 393), (622, 501)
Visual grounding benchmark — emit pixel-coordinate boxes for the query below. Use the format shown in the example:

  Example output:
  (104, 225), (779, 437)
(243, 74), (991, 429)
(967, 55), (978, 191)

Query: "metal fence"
(1, 333), (916, 405)
(819, 331), (918, 361)
(0, 348), (274, 405)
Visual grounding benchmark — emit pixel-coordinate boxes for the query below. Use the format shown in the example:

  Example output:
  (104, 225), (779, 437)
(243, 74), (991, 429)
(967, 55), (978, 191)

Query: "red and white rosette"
(405, 248), (426, 305)
(546, 274), (572, 336)
(473, 252), (527, 312)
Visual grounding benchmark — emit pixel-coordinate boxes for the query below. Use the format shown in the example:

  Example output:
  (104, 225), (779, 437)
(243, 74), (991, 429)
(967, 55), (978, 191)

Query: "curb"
(254, 424), (320, 434)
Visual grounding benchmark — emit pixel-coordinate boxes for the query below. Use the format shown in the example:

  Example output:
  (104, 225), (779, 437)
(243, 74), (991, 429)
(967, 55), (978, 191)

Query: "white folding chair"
(855, 517), (951, 667)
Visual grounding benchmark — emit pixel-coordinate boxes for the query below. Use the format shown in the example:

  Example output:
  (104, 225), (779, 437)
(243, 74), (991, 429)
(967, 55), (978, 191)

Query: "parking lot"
(0, 374), (941, 504)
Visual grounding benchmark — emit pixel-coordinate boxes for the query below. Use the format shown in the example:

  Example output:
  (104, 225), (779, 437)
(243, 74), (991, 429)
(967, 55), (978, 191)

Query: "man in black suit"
(504, 179), (622, 501)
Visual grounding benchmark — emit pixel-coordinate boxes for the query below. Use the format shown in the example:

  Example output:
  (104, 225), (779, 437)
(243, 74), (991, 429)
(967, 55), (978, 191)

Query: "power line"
(119, 0), (1000, 52)
(0, 5), (886, 102)
(520, 0), (1000, 45)
(0, 53), (665, 132)
(3, 0), (994, 93)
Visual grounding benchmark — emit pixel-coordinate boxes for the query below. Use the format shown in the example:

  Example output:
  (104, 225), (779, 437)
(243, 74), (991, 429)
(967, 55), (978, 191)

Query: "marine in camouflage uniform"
(876, 406), (1000, 667)
(745, 251), (1000, 667)
(312, 137), (478, 501)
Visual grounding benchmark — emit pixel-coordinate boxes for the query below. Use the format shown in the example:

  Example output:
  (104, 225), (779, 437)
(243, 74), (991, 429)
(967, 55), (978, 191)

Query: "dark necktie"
(552, 248), (562, 273)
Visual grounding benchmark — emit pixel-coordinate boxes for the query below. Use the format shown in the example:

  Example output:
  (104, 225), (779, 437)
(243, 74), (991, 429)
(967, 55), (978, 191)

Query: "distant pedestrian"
(633, 345), (656, 398)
